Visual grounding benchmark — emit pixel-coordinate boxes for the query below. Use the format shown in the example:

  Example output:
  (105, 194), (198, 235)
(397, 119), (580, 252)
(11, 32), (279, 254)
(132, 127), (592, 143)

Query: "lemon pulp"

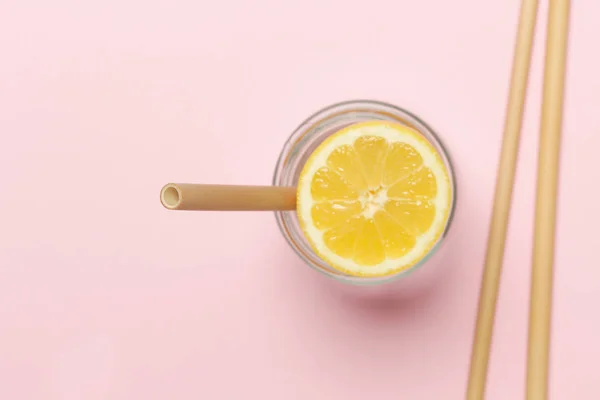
(296, 120), (452, 277)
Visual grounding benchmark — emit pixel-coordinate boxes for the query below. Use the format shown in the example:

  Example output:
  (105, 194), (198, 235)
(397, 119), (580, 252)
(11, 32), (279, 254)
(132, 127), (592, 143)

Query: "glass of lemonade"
(273, 100), (456, 285)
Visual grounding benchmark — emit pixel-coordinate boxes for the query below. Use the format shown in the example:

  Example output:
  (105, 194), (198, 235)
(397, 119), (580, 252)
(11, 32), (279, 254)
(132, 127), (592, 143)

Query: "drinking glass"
(273, 100), (457, 285)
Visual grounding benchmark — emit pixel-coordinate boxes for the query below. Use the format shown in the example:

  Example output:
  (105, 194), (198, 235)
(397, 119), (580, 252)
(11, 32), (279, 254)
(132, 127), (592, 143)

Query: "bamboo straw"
(466, 0), (539, 398)
(526, 0), (570, 399)
(160, 183), (297, 211)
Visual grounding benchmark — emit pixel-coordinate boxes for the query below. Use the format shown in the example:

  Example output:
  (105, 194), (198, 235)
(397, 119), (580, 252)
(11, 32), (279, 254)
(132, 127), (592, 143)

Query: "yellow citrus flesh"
(297, 121), (452, 277)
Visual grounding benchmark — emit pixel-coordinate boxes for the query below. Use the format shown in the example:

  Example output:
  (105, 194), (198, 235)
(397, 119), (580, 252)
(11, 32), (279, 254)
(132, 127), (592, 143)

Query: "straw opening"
(161, 185), (181, 209)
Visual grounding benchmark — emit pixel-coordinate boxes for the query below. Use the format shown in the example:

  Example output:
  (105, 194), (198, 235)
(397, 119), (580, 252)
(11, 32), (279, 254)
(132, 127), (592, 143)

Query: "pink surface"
(0, 0), (598, 398)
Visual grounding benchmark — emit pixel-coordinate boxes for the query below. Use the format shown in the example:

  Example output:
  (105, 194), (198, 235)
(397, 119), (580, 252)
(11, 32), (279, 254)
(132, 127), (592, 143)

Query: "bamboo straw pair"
(160, 0), (569, 398)
(466, 0), (570, 399)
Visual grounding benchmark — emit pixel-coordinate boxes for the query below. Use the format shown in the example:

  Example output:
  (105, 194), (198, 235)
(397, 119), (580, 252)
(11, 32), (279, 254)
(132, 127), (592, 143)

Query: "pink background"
(0, 0), (598, 399)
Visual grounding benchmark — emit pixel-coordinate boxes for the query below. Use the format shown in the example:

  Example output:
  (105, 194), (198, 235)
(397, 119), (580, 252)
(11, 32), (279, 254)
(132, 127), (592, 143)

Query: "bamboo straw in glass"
(160, 183), (297, 211)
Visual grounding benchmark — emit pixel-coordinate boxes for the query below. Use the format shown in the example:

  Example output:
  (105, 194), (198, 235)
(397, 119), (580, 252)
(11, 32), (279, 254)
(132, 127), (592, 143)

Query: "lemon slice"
(297, 120), (452, 277)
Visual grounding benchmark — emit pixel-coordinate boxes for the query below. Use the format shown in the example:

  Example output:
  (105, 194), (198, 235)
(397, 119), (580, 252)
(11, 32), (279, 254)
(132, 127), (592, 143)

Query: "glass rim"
(273, 99), (457, 285)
